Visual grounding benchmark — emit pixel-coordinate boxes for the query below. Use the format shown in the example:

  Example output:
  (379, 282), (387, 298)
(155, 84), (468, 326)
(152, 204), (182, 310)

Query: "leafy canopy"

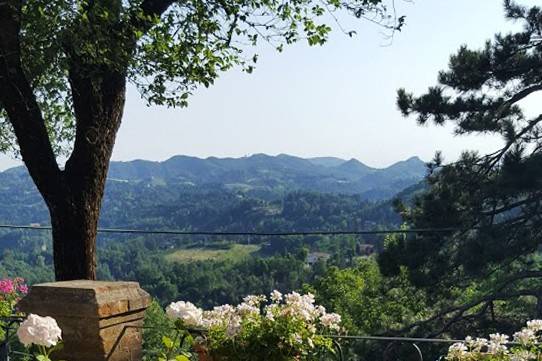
(0, 0), (403, 155)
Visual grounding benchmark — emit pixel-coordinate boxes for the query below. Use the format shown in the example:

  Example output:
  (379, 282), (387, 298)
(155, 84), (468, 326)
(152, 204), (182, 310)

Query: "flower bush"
(0, 277), (28, 317)
(0, 277), (28, 342)
(161, 290), (342, 361)
(446, 319), (542, 360)
(17, 313), (63, 361)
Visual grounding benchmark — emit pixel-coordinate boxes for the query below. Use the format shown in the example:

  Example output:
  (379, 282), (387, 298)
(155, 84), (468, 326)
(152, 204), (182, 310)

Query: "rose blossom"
(0, 279), (14, 294)
(166, 301), (203, 327)
(17, 314), (62, 347)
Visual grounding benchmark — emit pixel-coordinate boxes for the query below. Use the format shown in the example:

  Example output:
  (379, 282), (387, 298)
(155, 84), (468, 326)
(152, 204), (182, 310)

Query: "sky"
(1, 0), (541, 171)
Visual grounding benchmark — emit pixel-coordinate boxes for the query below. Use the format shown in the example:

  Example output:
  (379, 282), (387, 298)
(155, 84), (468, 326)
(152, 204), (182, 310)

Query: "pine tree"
(381, 0), (542, 333)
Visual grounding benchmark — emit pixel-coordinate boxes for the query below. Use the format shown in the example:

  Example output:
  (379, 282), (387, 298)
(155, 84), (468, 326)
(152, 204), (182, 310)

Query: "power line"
(0, 224), (473, 237)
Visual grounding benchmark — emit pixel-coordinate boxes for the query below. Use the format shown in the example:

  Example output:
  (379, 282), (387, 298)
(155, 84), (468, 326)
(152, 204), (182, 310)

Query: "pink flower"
(17, 284), (28, 294)
(0, 279), (14, 294)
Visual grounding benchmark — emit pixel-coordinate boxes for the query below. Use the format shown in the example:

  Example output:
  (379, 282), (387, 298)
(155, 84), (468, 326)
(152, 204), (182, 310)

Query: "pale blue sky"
(1, 0), (541, 170)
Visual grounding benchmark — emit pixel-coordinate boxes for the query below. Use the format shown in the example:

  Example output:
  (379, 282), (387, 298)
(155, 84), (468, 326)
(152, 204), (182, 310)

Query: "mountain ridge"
(0, 153), (426, 229)
(0, 153), (425, 175)
(0, 153), (426, 201)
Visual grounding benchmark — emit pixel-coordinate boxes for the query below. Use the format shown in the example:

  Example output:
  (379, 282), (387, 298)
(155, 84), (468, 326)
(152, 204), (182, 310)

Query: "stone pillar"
(19, 280), (151, 361)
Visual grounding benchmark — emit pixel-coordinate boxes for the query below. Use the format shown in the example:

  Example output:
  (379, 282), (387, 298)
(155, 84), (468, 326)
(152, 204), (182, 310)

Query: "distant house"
(356, 243), (375, 257)
(306, 252), (331, 266)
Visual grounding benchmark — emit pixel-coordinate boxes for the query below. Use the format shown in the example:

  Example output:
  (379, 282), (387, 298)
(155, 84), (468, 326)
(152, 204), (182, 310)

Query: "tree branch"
(140, 0), (177, 18)
(495, 84), (542, 119)
(481, 193), (542, 216)
(130, 0), (177, 34)
(389, 270), (542, 336)
(427, 289), (539, 338)
(484, 114), (542, 173)
(0, 0), (62, 202)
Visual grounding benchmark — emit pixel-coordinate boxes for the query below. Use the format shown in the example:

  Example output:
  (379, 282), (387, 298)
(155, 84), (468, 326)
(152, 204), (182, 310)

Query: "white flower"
(487, 333), (509, 354)
(166, 301), (203, 327)
(264, 304), (278, 321)
(243, 294), (266, 307)
(511, 350), (537, 361)
(290, 333), (303, 345)
(487, 341), (508, 354)
(320, 312), (341, 331)
(315, 305), (326, 317)
(236, 302), (259, 316)
(284, 291), (303, 305)
(270, 290), (283, 303)
(202, 305), (237, 328)
(489, 333), (509, 345)
(446, 343), (467, 360)
(265, 311), (275, 321)
(527, 319), (542, 332)
(226, 316), (242, 338)
(465, 336), (487, 351)
(17, 314), (62, 347)
(513, 328), (536, 346)
(282, 292), (319, 321)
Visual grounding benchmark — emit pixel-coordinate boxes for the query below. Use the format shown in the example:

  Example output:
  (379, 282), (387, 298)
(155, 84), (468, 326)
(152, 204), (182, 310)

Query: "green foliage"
(30, 343), (65, 361)
(0, 0), (402, 154)
(310, 258), (429, 336)
(389, 0), (542, 285)
(383, 0), (542, 338)
(143, 300), (176, 359)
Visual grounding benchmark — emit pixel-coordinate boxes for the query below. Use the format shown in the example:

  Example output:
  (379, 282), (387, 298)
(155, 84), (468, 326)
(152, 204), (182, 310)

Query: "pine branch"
(389, 270), (542, 336)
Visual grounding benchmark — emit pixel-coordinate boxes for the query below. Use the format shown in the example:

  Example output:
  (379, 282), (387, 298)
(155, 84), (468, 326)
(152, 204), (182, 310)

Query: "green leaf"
(162, 335), (174, 349)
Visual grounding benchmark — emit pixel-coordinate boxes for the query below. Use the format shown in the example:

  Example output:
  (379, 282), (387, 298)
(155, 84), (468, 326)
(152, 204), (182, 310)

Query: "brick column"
(19, 280), (151, 361)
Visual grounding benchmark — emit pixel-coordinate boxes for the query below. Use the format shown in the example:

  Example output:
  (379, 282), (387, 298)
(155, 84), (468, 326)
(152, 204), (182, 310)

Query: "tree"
(0, 0), (403, 280)
(380, 0), (542, 334)
(309, 258), (429, 360)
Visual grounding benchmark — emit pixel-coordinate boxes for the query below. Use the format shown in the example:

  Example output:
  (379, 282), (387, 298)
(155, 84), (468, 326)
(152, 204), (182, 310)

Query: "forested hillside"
(0, 154), (424, 307)
(0, 153), (425, 227)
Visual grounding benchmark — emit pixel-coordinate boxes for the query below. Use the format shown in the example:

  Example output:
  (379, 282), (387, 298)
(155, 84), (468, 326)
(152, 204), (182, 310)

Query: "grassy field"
(164, 244), (261, 263)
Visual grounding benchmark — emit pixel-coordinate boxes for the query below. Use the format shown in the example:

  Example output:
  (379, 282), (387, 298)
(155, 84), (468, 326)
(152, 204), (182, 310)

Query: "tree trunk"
(0, 0), (167, 281)
(47, 69), (126, 281)
(50, 199), (99, 280)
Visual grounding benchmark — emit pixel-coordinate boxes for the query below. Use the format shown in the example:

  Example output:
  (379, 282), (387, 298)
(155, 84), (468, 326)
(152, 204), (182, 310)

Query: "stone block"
(19, 280), (151, 361)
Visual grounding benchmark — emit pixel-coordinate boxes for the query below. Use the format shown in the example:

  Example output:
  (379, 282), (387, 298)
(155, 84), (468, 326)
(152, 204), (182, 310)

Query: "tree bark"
(50, 69), (126, 281)
(50, 196), (100, 280)
(0, 0), (172, 281)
